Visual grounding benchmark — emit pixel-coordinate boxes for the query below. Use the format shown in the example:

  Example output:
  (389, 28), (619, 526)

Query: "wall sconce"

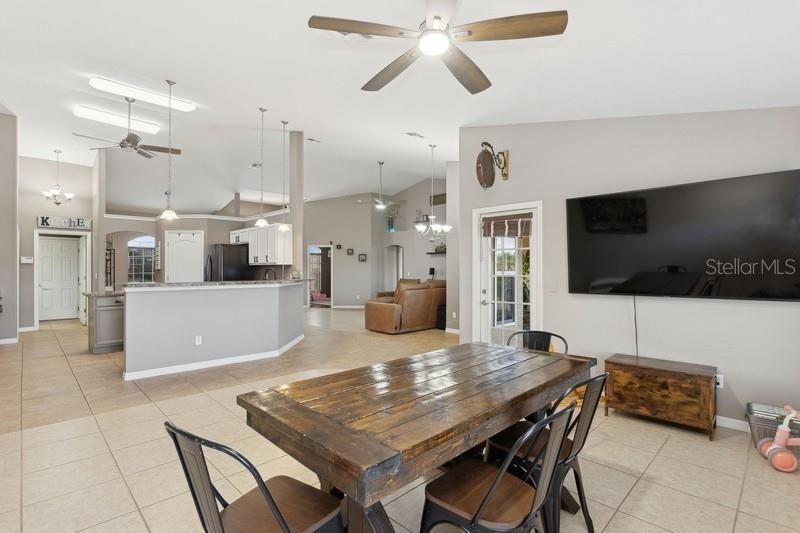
(476, 142), (510, 189)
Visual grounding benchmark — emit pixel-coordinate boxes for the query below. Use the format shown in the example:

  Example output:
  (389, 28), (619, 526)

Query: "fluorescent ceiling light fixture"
(74, 105), (160, 134)
(89, 77), (197, 112)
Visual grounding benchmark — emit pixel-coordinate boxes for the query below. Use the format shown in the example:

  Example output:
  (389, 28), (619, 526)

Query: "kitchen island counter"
(123, 280), (306, 380)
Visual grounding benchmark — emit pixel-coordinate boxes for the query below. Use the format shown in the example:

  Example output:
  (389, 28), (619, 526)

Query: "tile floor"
(0, 309), (796, 533)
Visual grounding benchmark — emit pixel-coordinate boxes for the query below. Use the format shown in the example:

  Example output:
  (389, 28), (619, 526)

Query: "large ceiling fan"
(73, 97), (182, 159)
(308, 0), (568, 94)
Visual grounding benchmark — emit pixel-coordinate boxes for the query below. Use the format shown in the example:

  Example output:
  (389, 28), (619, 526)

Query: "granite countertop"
(125, 280), (310, 289)
(82, 290), (125, 297)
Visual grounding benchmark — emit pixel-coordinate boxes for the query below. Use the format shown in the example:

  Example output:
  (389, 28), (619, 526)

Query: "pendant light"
(277, 120), (290, 233)
(159, 80), (179, 220)
(254, 107), (269, 228)
(42, 149), (75, 205)
(375, 161), (387, 210)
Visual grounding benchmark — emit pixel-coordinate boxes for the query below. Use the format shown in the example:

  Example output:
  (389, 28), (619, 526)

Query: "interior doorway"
(34, 229), (92, 328)
(472, 201), (543, 344)
(307, 245), (332, 307)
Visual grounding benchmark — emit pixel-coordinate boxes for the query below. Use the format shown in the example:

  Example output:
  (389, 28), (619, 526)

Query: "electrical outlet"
(452, 312), (457, 319)
(195, 335), (202, 346)
(715, 374), (724, 389)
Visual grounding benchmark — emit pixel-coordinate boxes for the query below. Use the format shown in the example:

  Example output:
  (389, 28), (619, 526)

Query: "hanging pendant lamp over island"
(254, 107), (269, 228)
(159, 80), (179, 220)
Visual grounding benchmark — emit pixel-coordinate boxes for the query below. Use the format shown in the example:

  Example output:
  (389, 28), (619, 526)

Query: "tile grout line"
(53, 325), (154, 533)
(598, 421), (677, 533)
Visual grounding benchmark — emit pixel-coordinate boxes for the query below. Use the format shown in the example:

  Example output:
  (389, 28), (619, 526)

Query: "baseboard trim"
(716, 415), (750, 433)
(0, 337), (18, 345)
(445, 328), (460, 335)
(18, 326), (38, 333)
(123, 334), (305, 381)
(332, 305), (364, 309)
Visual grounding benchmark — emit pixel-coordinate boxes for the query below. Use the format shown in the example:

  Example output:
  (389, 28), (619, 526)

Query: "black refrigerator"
(206, 244), (254, 281)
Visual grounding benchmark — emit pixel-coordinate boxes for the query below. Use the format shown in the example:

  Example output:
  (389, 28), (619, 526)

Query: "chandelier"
(42, 150), (75, 206)
(414, 144), (452, 238)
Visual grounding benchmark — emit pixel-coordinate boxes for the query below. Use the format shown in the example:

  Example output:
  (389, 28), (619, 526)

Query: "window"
(128, 236), (155, 282)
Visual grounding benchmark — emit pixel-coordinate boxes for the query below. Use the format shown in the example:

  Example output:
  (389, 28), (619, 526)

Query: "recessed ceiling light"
(73, 105), (160, 134)
(403, 132), (425, 138)
(89, 77), (197, 112)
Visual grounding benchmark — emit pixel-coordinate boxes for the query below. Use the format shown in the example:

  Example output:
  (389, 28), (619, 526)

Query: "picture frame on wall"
(358, 254), (367, 262)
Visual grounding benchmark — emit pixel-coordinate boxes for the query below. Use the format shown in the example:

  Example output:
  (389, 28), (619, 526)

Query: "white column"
(289, 131), (304, 273)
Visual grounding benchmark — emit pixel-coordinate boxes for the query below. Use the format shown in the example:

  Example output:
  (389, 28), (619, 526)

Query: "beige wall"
(458, 106), (800, 419)
(0, 113), (18, 339)
(304, 195), (375, 306)
(381, 178), (448, 288)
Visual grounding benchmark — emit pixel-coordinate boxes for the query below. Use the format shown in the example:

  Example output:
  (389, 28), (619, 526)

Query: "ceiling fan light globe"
(254, 217), (269, 228)
(64, 192), (75, 200)
(419, 30), (450, 56)
(159, 208), (179, 221)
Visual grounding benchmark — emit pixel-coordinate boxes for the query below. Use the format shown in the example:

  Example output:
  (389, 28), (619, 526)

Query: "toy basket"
(746, 403), (800, 457)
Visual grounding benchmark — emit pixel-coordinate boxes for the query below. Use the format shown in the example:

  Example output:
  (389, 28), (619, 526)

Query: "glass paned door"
(478, 212), (537, 346)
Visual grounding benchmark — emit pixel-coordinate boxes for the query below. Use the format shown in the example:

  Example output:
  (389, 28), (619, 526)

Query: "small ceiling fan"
(73, 96), (182, 159)
(308, 0), (568, 94)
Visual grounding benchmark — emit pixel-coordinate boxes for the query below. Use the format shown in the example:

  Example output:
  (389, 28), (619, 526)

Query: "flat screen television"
(566, 169), (800, 301)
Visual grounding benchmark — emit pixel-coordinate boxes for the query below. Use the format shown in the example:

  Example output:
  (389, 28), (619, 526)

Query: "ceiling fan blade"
(426, 0), (459, 28)
(140, 145), (182, 155)
(72, 132), (119, 144)
(89, 146), (118, 151)
(362, 47), (422, 91)
(136, 149), (156, 159)
(441, 45), (492, 94)
(308, 16), (418, 39)
(451, 11), (568, 42)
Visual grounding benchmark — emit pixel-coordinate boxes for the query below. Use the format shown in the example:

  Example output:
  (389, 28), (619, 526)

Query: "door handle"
(481, 300), (489, 306)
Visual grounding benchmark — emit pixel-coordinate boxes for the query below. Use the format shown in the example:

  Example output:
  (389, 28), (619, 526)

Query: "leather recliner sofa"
(365, 280), (446, 334)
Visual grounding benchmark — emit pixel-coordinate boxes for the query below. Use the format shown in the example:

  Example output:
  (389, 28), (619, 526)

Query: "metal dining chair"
(420, 403), (576, 533)
(164, 421), (344, 533)
(506, 330), (569, 354)
(486, 374), (608, 533)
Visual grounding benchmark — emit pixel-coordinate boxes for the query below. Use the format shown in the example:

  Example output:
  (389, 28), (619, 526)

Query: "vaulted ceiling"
(2, 0), (799, 213)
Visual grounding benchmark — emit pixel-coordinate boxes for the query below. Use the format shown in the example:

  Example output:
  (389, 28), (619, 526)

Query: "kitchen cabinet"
(247, 228), (266, 265)
(230, 225), (291, 265)
(230, 229), (249, 244)
(267, 224), (293, 265)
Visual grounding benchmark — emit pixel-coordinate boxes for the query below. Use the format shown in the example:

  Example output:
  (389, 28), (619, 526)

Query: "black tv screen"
(566, 169), (800, 301)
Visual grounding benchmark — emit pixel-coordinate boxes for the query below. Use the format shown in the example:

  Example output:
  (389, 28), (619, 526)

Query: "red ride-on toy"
(758, 405), (800, 473)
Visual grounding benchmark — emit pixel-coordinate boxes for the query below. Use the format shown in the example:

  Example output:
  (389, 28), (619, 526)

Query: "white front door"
(39, 236), (80, 321)
(476, 207), (542, 345)
(165, 231), (204, 283)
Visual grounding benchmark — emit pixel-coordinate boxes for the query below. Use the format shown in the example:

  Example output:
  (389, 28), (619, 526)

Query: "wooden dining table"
(238, 342), (596, 533)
